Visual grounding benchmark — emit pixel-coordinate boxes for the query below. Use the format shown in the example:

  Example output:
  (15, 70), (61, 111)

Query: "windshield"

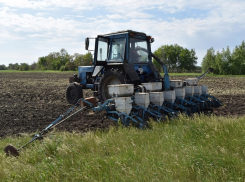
(109, 38), (126, 62)
(130, 38), (150, 63)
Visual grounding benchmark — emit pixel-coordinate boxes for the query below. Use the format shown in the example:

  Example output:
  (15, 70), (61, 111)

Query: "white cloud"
(0, 8), (80, 40)
(106, 14), (125, 19)
(0, 0), (49, 9)
(0, 0), (245, 66)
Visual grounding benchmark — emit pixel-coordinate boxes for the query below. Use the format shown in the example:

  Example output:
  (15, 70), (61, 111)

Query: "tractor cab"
(85, 30), (157, 77)
(90, 30), (153, 64)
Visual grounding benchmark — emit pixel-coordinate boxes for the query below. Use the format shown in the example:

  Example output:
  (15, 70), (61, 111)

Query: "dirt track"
(0, 72), (244, 137)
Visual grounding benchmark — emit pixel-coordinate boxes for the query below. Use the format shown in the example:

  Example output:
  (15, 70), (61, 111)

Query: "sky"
(0, 0), (245, 66)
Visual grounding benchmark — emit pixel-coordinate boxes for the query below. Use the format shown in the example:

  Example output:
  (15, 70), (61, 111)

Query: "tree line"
(152, 44), (198, 72)
(201, 41), (245, 75)
(0, 63), (36, 71)
(1, 45), (198, 72)
(0, 48), (93, 71)
(37, 48), (92, 71)
(4, 41), (244, 74)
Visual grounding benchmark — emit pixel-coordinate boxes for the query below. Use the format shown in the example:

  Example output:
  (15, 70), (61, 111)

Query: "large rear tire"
(98, 70), (125, 102)
(66, 83), (83, 104)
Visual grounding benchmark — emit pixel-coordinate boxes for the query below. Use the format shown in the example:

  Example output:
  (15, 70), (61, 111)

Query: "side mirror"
(85, 38), (89, 50)
(150, 37), (155, 43)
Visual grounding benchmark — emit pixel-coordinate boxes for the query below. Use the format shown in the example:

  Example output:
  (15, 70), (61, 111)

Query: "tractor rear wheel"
(66, 83), (83, 104)
(98, 70), (125, 102)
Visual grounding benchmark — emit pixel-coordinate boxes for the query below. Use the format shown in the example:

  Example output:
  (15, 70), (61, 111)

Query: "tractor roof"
(100, 30), (147, 37)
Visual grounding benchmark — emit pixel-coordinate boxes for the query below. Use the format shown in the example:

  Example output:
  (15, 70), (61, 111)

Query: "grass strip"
(1, 114), (245, 181)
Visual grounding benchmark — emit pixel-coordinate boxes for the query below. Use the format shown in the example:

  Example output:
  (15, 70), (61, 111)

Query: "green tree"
(201, 48), (217, 73)
(65, 55), (76, 71)
(44, 49), (72, 70)
(58, 49), (71, 70)
(30, 62), (37, 70)
(82, 52), (93, 66)
(8, 63), (13, 70)
(153, 45), (181, 72)
(202, 41), (245, 75)
(37, 49), (93, 71)
(46, 52), (60, 70)
(13, 63), (19, 70)
(37, 57), (48, 70)
(0, 64), (7, 70)
(153, 44), (197, 72)
(18, 63), (29, 71)
(215, 51), (224, 74)
(179, 48), (197, 72)
(8, 63), (20, 70)
(221, 47), (232, 74)
(232, 41), (245, 74)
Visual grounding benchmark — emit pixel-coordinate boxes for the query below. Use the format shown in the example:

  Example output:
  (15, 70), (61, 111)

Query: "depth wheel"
(98, 70), (125, 102)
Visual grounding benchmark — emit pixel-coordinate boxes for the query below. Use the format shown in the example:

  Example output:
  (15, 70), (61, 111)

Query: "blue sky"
(0, 0), (245, 66)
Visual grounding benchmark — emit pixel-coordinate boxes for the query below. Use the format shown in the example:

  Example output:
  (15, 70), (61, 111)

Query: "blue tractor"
(66, 30), (170, 104)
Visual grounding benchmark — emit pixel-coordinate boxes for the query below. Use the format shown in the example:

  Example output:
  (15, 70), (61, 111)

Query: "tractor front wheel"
(66, 83), (83, 104)
(98, 70), (125, 102)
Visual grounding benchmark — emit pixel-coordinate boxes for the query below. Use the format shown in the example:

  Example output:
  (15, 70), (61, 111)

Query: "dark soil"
(0, 72), (244, 138)
(0, 72), (114, 138)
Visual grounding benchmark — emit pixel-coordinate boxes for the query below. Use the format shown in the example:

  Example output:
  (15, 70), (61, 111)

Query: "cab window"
(130, 38), (150, 63)
(97, 37), (109, 61)
(109, 38), (126, 62)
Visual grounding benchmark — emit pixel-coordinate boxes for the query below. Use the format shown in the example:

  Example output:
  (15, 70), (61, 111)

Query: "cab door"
(92, 36), (110, 77)
(95, 36), (110, 65)
(108, 37), (126, 62)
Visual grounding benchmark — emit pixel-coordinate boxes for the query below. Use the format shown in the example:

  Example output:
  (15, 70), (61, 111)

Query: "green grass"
(1, 114), (245, 181)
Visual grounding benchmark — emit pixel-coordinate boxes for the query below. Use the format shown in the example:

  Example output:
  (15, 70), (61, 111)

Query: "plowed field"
(0, 72), (244, 137)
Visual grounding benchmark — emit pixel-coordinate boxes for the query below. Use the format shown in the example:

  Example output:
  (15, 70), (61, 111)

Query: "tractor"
(66, 30), (168, 104)
(65, 30), (221, 116)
